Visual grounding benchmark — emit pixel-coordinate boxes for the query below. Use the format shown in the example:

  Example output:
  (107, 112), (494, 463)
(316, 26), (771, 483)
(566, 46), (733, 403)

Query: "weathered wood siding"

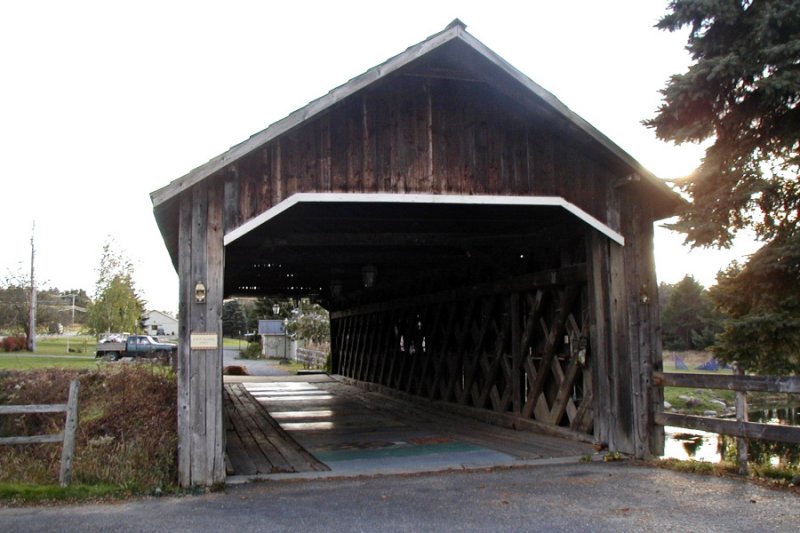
(587, 191), (664, 457)
(177, 180), (225, 487)
(222, 76), (617, 236)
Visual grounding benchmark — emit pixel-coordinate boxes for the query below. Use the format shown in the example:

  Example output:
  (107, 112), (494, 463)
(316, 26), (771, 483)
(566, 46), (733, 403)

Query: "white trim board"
(223, 193), (625, 247)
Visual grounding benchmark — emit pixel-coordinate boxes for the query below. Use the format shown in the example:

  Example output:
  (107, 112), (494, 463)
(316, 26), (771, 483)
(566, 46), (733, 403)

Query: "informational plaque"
(190, 333), (219, 350)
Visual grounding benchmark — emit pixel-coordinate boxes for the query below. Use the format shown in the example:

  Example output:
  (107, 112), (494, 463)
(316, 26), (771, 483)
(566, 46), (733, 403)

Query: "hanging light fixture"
(362, 264), (377, 288)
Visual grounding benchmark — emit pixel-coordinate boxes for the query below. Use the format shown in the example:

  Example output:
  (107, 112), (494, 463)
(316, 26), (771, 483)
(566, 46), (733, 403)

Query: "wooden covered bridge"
(152, 20), (679, 486)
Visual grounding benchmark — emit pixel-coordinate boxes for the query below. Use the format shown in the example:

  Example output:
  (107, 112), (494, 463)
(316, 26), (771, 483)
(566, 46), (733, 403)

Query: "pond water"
(662, 407), (800, 467)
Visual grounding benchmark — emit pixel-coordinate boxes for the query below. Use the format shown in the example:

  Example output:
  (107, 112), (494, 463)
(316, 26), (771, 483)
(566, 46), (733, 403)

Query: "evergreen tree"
(222, 300), (248, 338)
(661, 275), (720, 350)
(647, 0), (800, 373)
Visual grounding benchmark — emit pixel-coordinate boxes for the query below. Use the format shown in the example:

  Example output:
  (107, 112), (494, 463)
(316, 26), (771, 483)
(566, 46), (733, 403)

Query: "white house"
(142, 310), (178, 337)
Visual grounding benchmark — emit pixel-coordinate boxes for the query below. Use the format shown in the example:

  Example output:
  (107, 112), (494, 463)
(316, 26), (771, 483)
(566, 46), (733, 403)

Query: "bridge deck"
(224, 375), (594, 478)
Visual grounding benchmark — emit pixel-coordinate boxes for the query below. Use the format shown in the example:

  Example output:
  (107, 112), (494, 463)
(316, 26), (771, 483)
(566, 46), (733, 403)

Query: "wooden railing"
(296, 347), (327, 369)
(653, 371), (800, 473)
(0, 379), (80, 486)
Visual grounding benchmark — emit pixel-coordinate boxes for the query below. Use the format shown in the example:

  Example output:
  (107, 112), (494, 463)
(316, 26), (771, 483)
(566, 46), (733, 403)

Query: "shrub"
(239, 341), (263, 360)
(0, 366), (177, 491)
(1, 336), (27, 352)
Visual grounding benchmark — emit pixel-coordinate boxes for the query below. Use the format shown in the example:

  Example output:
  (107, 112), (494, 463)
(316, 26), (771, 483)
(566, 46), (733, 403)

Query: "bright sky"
(0, 0), (760, 314)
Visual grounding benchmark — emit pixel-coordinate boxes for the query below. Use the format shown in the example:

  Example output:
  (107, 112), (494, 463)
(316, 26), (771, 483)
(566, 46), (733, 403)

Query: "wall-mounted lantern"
(194, 281), (206, 303)
(272, 303), (280, 316)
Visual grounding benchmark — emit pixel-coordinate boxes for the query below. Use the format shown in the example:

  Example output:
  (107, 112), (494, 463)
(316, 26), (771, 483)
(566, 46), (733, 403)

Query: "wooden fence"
(0, 379), (80, 486)
(653, 371), (800, 473)
(296, 347), (327, 369)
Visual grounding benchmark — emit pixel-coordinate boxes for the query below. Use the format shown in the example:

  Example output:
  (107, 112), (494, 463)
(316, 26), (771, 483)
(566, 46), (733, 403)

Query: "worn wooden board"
(224, 384), (329, 475)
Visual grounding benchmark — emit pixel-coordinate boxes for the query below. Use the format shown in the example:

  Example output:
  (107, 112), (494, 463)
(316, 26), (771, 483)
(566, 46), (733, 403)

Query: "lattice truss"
(334, 282), (593, 435)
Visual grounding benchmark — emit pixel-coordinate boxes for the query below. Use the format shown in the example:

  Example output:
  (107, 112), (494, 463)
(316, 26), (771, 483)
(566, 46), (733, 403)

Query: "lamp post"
(283, 318), (289, 363)
(272, 303), (282, 358)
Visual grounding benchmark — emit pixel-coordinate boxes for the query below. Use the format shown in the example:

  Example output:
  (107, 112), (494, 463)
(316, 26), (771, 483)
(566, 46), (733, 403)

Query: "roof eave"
(150, 22), (469, 208)
(151, 19), (680, 213)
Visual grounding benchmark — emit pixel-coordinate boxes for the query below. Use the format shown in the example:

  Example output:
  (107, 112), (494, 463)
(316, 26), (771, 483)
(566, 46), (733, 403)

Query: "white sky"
(0, 0), (760, 314)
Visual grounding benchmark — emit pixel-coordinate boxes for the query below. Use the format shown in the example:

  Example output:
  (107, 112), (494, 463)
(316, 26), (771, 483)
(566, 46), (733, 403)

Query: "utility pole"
(27, 222), (36, 352)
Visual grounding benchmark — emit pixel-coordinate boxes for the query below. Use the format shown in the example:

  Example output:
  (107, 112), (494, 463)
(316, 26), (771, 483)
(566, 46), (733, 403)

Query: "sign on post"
(190, 333), (219, 350)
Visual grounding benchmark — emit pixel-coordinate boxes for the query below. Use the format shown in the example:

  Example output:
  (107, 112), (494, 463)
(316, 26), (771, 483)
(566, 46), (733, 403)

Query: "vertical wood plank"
(608, 231), (634, 454)
(189, 182), (209, 485)
(206, 178), (225, 482)
(329, 317), (341, 374)
(223, 167), (240, 234)
(273, 139), (283, 205)
(320, 113), (332, 191)
(510, 293), (522, 415)
(362, 94), (374, 192)
(587, 229), (612, 449)
(177, 191), (193, 486)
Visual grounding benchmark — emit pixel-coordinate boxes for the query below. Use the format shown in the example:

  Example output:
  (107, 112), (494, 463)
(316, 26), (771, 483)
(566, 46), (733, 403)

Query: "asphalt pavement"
(1, 461), (797, 532)
(223, 348), (293, 376)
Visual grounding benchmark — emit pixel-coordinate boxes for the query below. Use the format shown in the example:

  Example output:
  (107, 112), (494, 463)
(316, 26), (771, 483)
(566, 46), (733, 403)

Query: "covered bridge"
(152, 20), (678, 486)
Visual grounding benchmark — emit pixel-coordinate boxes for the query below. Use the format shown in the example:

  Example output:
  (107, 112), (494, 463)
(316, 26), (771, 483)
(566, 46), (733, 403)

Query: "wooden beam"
(332, 265), (586, 319)
(655, 412), (800, 444)
(653, 372), (800, 394)
(236, 230), (564, 249)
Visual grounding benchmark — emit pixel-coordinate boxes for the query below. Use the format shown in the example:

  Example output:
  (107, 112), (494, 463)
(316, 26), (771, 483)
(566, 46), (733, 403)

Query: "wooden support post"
(621, 200), (662, 459)
(59, 379), (79, 487)
(736, 365), (749, 476)
(511, 294), (522, 415)
(587, 230), (629, 453)
(177, 181), (225, 487)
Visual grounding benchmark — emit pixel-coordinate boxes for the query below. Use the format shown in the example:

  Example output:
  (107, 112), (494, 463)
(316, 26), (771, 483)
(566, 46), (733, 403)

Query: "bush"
(1, 336), (27, 352)
(239, 341), (263, 360)
(0, 366), (177, 491)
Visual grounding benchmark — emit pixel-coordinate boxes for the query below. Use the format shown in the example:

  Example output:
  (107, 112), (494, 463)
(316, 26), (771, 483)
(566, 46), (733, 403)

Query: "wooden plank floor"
(224, 383), (329, 475)
(237, 377), (594, 474)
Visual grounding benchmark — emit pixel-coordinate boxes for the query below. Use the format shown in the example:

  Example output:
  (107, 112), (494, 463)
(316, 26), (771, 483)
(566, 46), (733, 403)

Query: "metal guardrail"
(0, 379), (80, 486)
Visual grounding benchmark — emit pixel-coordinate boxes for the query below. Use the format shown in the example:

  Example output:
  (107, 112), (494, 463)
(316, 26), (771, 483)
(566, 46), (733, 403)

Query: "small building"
(142, 310), (178, 337)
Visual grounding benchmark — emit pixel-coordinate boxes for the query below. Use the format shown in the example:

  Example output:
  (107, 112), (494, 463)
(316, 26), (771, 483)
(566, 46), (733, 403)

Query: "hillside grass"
(0, 366), (177, 501)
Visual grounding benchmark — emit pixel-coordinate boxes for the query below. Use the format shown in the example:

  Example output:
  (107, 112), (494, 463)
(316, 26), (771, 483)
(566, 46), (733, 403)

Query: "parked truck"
(95, 335), (177, 363)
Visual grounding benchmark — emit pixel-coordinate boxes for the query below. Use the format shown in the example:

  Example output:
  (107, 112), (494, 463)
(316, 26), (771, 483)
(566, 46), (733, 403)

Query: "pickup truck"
(96, 335), (177, 362)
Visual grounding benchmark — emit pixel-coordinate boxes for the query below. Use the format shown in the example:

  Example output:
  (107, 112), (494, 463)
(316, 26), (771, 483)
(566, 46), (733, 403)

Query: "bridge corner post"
(587, 204), (664, 459)
(623, 201), (665, 459)
(177, 181), (225, 487)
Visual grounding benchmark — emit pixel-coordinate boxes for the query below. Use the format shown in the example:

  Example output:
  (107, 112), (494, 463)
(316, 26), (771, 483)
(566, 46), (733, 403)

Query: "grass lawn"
(0, 482), (133, 504)
(0, 354), (100, 371)
(31, 335), (96, 356)
(662, 350), (733, 414)
(223, 337), (246, 349)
